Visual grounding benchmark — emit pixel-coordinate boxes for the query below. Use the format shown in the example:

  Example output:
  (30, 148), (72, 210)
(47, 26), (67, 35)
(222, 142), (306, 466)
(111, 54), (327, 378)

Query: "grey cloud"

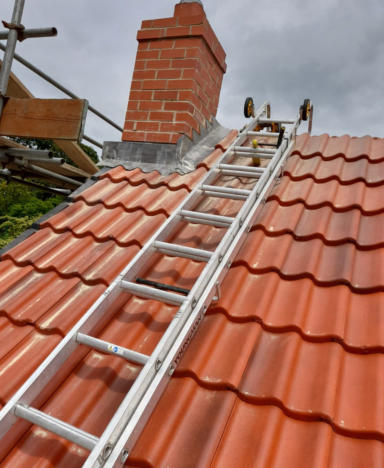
(1, 0), (383, 152)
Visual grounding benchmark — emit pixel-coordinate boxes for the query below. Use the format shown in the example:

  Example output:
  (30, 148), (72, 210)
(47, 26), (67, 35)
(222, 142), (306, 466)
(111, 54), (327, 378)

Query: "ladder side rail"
(104, 136), (298, 468)
(0, 283), (123, 437)
(106, 100), (270, 279)
(0, 102), (269, 442)
(85, 119), (300, 466)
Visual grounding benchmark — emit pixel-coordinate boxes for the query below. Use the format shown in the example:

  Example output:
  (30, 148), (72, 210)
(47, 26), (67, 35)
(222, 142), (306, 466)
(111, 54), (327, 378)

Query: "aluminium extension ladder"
(0, 100), (308, 466)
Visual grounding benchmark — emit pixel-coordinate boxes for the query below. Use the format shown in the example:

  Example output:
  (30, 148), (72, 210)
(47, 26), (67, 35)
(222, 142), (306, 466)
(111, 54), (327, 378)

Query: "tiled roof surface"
(0, 132), (383, 466)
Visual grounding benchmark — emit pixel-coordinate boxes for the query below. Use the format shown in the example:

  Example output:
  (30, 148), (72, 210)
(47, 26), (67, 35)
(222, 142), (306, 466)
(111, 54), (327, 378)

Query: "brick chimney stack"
(123, 1), (227, 145)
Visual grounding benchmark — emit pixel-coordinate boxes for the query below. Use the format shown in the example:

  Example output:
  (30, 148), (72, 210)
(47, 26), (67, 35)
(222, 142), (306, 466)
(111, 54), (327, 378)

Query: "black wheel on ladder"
(300, 98), (311, 121)
(244, 97), (254, 118)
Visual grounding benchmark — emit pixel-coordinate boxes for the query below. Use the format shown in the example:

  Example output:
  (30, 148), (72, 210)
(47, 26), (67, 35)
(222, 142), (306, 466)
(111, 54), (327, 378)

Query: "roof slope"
(0, 133), (383, 466)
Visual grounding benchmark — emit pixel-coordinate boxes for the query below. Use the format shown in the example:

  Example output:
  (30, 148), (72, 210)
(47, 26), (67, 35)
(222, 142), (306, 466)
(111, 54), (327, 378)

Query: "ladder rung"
(14, 404), (98, 451)
(234, 146), (275, 155)
(258, 118), (295, 124)
(201, 184), (251, 200)
(154, 241), (213, 262)
(180, 209), (234, 227)
(232, 151), (274, 159)
(246, 131), (280, 137)
(201, 184), (251, 196)
(76, 333), (149, 366)
(219, 163), (264, 174)
(250, 142), (277, 147)
(121, 280), (186, 306)
(220, 169), (263, 178)
(219, 162), (265, 177)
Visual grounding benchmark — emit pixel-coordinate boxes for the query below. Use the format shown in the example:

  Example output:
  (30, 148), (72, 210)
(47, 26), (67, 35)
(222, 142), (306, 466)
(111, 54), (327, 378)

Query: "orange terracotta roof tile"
(270, 175), (384, 214)
(294, 134), (384, 161)
(0, 263), (105, 333)
(0, 330), (61, 404)
(129, 378), (384, 468)
(216, 268), (384, 350)
(2, 228), (140, 285)
(255, 200), (383, 248)
(100, 164), (210, 191)
(177, 313), (384, 436)
(285, 153), (384, 185)
(234, 230), (384, 292)
(76, 178), (190, 215)
(41, 200), (166, 246)
(0, 133), (383, 466)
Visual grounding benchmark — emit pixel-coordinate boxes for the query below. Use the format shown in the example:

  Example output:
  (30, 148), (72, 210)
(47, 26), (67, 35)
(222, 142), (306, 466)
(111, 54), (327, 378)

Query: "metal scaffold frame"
(0, 0), (122, 157)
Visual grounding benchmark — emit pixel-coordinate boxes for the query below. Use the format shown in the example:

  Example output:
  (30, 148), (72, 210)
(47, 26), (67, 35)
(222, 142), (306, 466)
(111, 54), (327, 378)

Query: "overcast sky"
(1, 0), (383, 157)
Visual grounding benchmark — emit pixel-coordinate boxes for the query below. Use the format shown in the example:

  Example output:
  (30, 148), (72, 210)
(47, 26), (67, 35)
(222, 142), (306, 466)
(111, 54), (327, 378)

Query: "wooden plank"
(1, 60), (98, 174)
(0, 97), (87, 141)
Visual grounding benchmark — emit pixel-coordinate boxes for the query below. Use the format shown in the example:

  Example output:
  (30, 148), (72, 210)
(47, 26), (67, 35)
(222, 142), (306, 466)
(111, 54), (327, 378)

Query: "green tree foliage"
(0, 179), (64, 249)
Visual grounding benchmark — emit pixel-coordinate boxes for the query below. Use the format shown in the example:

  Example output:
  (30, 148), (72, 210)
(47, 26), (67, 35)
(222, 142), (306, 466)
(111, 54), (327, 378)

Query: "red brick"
(145, 132), (173, 143)
(178, 90), (193, 101)
(139, 100), (163, 111)
(137, 29), (165, 40)
(123, 120), (135, 131)
(165, 26), (191, 38)
(149, 39), (175, 49)
(125, 110), (148, 121)
(169, 133), (182, 144)
(127, 100), (139, 111)
(151, 17), (178, 28)
(174, 37), (201, 48)
(141, 20), (153, 29)
(178, 90), (204, 112)
(160, 122), (189, 133)
(146, 59), (172, 69)
(131, 80), (143, 90)
(133, 69), (156, 80)
(160, 48), (186, 59)
(142, 80), (167, 90)
(129, 90), (153, 101)
(178, 14), (205, 26)
(171, 58), (199, 69)
(149, 111), (174, 122)
(182, 69), (197, 80)
(122, 131), (146, 142)
(137, 42), (149, 51)
(153, 90), (179, 101)
(185, 48), (202, 58)
(190, 24), (205, 37)
(168, 79), (196, 90)
(157, 69), (182, 79)
(136, 50), (160, 60)
(176, 112), (200, 132)
(134, 60), (146, 70)
(136, 121), (160, 132)
(164, 101), (194, 113)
